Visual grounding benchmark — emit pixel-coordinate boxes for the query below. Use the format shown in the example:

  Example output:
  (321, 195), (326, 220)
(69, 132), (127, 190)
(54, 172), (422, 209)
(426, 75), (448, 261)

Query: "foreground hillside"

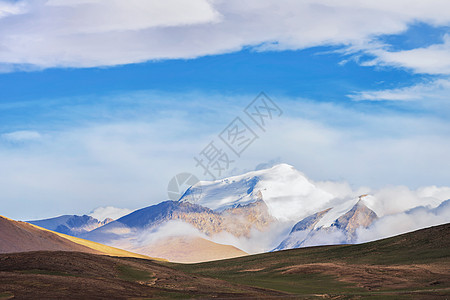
(0, 216), (99, 254)
(174, 223), (450, 299)
(0, 223), (448, 299)
(0, 251), (284, 299)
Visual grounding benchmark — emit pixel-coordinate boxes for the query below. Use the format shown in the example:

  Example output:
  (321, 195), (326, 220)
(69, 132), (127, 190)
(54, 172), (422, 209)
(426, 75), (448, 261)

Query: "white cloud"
(362, 35), (450, 75)
(362, 186), (447, 217)
(0, 1), (27, 19)
(210, 221), (293, 254)
(0, 0), (449, 68)
(417, 185), (450, 200)
(349, 78), (450, 101)
(88, 206), (132, 221)
(44, 0), (220, 34)
(1, 130), (42, 142)
(133, 220), (205, 246)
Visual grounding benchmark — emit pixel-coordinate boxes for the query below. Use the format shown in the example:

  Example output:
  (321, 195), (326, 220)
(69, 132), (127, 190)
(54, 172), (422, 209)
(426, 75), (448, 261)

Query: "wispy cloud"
(1, 130), (42, 142)
(348, 78), (450, 101)
(0, 0), (26, 19)
(360, 34), (450, 75)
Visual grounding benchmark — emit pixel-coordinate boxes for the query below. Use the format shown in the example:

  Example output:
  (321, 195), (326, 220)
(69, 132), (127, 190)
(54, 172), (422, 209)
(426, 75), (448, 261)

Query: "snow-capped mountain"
(274, 198), (378, 250)
(30, 163), (449, 262)
(28, 215), (113, 236)
(180, 163), (334, 221)
(80, 164), (384, 258)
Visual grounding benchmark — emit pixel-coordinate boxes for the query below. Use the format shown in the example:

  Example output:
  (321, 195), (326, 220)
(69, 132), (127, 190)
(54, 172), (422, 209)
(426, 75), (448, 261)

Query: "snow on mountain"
(180, 163), (335, 221)
(274, 198), (378, 250)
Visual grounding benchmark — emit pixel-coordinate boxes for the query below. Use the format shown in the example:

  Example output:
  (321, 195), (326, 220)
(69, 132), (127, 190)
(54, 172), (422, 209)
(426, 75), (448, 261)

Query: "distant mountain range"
(28, 215), (113, 236)
(24, 163), (450, 263)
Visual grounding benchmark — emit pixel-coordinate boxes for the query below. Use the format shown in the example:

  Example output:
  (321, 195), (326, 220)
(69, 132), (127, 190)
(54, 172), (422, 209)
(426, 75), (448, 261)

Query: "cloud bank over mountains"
(24, 163), (450, 260)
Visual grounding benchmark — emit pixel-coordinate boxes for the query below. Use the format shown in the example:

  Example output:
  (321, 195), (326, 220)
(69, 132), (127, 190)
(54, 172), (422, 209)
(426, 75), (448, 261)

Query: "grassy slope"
(0, 251), (285, 299)
(172, 223), (450, 298)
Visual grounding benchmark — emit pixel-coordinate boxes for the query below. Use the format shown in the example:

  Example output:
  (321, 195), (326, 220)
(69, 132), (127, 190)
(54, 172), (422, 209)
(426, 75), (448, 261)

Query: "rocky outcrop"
(98, 199), (274, 238)
(331, 200), (378, 242)
(219, 199), (275, 237)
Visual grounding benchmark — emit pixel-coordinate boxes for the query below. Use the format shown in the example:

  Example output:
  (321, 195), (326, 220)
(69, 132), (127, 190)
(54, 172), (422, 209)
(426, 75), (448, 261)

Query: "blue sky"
(0, 0), (450, 220)
(0, 46), (421, 103)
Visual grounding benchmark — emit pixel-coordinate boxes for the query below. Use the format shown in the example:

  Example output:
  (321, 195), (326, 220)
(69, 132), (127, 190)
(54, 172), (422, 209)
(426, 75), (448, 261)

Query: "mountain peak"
(268, 163), (296, 172)
(332, 200), (378, 242)
(179, 163), (334, 221)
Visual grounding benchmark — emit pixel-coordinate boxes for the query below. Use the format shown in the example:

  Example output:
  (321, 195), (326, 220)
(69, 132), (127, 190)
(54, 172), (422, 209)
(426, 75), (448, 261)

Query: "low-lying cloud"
(357, 199), (450, 243)
(89, 206), (133, 221)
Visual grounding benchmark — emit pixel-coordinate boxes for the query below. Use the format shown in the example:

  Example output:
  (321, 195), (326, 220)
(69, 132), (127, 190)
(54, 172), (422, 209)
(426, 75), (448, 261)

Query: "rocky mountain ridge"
(275, 199), (378, 250)
(28, 215), (113, 236)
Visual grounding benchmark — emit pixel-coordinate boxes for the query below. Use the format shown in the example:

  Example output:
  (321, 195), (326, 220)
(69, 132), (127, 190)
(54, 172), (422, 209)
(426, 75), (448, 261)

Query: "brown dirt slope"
(0, 216), (161, 260)
(0, 216), (100, 254)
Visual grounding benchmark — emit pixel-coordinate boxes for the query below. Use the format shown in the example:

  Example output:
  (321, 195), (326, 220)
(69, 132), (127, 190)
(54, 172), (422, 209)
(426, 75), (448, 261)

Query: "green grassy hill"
(173, 223), (450, 299)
